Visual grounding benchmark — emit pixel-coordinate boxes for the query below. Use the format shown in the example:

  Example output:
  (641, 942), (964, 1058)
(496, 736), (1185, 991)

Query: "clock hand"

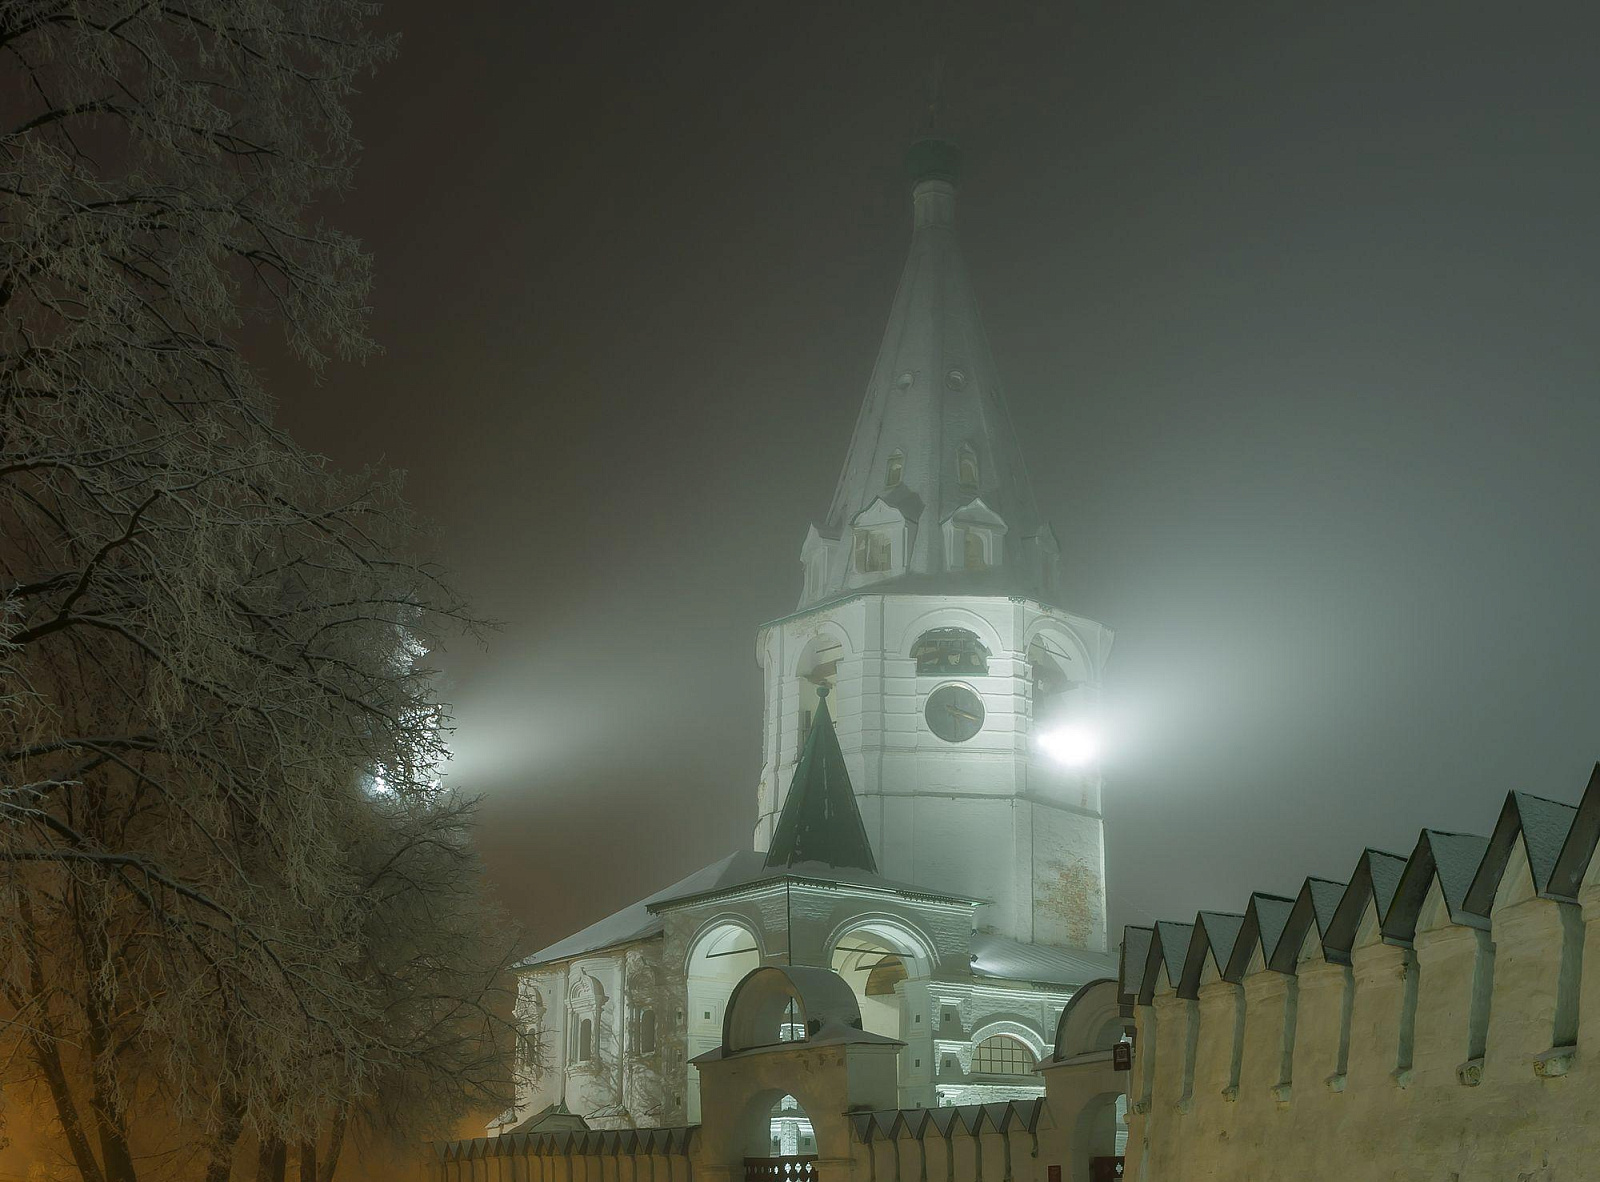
(946, 705), (981, 723)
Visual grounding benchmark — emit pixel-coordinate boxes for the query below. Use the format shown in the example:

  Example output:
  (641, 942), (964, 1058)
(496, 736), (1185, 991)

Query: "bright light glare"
(1036, 725), (1099, 767)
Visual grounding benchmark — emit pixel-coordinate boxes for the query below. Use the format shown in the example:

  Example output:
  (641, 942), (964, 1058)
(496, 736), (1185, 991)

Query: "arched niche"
(685, 921), (762, 1122)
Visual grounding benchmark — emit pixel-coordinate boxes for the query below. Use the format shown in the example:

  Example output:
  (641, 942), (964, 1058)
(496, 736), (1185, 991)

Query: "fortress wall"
(1125, 839), (1600, 1181)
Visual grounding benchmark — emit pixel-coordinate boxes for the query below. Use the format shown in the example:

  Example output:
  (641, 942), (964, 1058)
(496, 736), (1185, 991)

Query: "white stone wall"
(752, 593), (1111, 949)
(1127, 834), (1600, 1181)
(510, 940), (670, 1131)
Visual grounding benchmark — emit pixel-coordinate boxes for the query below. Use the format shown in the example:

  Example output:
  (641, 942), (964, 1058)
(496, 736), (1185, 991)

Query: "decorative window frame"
(848, 498), (915, 587)
(566, 970), (607, 1072)
(629, 1006), (658, 1058)
(956, 443), (979, 488)
(942, 497), (1007, 572)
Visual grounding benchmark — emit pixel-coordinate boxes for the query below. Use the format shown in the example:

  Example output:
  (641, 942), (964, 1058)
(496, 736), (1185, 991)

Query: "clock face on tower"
(924, 683), (985, 743)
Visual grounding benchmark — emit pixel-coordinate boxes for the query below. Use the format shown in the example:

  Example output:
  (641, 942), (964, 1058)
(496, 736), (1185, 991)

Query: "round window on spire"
(945, 368), (967, 391)
(896, 372), (914, 390)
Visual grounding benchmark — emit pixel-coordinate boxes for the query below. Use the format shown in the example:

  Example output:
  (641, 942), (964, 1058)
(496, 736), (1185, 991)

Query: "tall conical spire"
(798, 123), (1056, 609)
(765, 687), (877, 872)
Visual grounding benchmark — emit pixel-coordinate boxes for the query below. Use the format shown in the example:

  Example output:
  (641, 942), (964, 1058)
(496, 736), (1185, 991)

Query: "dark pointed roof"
(1383, 830), (1491, 945)
(1223, 893), (1297, 981)
(1464, 791), (1580, 914)
(1549, 763), (1600, 899)
(1137, 921), (1194, 1004)
(1323, 848), (1410, 963)
(799, 136), (1054, 610)
(1267, 877), (1348, 974)
(1178, 911), (1244, 998)
(766, 687), (877, 872)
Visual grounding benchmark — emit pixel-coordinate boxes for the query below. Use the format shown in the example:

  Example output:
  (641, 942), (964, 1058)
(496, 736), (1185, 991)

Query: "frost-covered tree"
(0, 1), (513, 1178)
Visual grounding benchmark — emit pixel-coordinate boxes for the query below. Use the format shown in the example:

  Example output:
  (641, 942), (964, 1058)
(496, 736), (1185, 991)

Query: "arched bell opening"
(685, 922), (761, 1123)
(1027, 635), (1084, 727)
(794, 633), (843, 756)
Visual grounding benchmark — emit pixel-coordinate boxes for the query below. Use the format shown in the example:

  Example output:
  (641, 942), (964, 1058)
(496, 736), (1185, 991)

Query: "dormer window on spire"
(853, 529), (890, 574)
(958, 445), (979, 488)
(886, 450), (904, 488)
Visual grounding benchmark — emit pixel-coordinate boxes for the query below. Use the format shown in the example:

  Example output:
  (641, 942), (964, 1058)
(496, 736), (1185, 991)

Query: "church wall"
(752, 594), (1110, 949)
(1124, 844), (1600, 1181)
(511, 940), (671, 1132)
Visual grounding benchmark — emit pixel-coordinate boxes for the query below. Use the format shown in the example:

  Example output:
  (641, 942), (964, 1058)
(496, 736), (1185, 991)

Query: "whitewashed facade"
(495, 129), (1114, 1138)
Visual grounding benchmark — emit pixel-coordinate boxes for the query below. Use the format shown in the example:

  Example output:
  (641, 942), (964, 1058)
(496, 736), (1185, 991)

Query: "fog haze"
(273, 0), (1600, 949)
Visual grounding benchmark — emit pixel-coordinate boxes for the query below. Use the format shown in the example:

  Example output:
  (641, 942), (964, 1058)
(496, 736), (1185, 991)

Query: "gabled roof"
(1222, 893), (1296, 981)
(856, 484), (925, 524)
(1322, 849), (1410, 963)
(1548, 764), (1600, 899)
(1119, 926), (1154, 1006)
(1137, 921), (1194, 1004)
(1267, 877), (1348, 973)
(765, 686), (877, 872)
(1382, 830), (1491, 944)
(514, 852), (748, 968)
(1177, 912), (1244, 998)
(515, 848), (979, 970)
(1464, 791), (1580, 914)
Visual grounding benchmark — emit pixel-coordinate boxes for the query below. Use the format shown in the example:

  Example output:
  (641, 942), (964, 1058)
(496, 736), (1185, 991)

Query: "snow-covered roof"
(968, 931), (1114, 988)
(516, 850), (980, 971)
(514, 852), (746, 969)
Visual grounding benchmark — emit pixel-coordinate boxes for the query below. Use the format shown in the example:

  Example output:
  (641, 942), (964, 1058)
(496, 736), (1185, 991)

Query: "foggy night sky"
(273, 1), (1600, 951)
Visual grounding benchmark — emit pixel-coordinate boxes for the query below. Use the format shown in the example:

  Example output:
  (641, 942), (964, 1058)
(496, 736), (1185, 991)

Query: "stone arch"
(1021, 617), (1092, 673)
(1068, 1090), (1124, 1180)
(724, 1083), (846, 1166)
(685, 921), (763, 1123)
(1053, 979), (1124, 1061)
(791, 623), (852, 678)
(894, 607), (1006, 662)
(682, 913), (766, 975)
(825, 913), (938, 1042)
(823, 913), (937, 978)
(968, 1019), (1049, 1065)
(724, 966), (862, 1051)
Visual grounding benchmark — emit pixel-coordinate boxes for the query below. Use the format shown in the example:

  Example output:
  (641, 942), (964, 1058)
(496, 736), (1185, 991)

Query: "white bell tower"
(751, 131), (1113, 953)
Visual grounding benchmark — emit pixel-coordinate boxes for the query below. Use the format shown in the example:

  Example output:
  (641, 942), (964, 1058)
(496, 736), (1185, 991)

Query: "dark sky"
(274, 0), (1600, 951)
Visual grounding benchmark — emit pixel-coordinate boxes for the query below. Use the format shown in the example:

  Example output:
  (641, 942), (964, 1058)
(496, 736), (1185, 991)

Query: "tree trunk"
(28, 1034), (107, 1182)
(17, 893), (106, 1182)
(319, 1113), (348, 1182)
(202, 1092), (246, 1182)
(257, 1137), (287, 1182)
(298, 1140), (317, 1182)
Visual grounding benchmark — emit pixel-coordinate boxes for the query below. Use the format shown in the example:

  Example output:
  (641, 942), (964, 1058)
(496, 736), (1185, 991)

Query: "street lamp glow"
(1036, 725), (1099, 767)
